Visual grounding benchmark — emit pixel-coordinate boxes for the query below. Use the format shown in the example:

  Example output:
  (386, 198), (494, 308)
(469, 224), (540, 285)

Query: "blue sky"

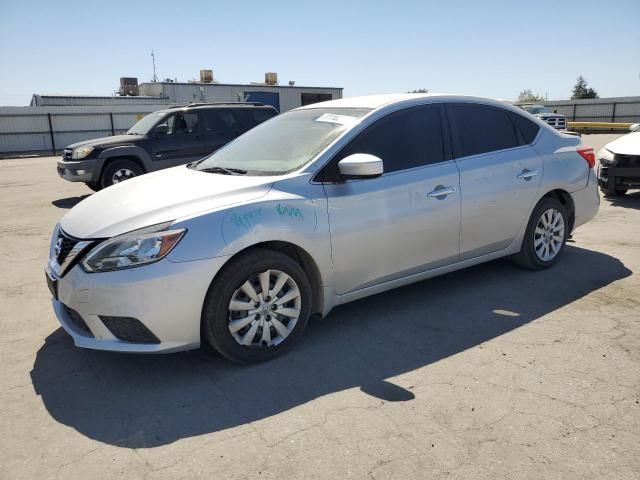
(1, 0), (638, 106)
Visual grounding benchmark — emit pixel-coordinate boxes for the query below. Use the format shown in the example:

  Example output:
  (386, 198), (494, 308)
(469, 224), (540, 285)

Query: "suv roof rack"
(167, 101), (266, 109)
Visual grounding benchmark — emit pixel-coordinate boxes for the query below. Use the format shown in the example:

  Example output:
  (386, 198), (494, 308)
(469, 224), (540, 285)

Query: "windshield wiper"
(198, 166), (247, 175)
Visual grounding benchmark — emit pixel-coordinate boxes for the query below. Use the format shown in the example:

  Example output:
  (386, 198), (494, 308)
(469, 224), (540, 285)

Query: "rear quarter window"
(448, 104), (520, 158)
(509, 112), (541, 144)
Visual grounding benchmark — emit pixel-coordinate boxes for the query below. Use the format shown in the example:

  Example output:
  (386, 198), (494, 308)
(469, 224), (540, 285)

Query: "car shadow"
(605, 190), (640, 209)
(51, 195), (90, 209)
(30, 245), (631, 448)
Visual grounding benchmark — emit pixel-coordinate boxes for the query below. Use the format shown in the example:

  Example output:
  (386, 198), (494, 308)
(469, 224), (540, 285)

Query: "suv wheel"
(202, 248), (312, 364)
(101, 159), (143, 188)
(513, 197), (568, 270)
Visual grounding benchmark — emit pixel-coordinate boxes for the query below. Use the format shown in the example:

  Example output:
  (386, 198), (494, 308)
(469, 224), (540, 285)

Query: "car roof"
(295, 93), (521, 112)
(158, 102), (275, 113)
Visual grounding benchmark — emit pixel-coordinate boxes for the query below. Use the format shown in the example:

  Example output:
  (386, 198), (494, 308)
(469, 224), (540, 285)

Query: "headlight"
(598, 148), (616, 165)
(72, 146), (94, 159)
(81, 223), (186, 272)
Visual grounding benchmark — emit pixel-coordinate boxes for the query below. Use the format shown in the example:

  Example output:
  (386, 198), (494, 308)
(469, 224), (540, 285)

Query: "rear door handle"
(426, 185), (457, 199)
(517, 169), (539, 181)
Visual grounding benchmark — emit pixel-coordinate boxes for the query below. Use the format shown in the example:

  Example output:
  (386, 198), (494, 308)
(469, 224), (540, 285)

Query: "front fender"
(167, 189), (333, 288)
(91, 146), (153, 182)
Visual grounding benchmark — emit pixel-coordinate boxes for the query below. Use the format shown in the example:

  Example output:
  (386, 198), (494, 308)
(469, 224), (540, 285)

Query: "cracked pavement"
(1, 136), (639, 479)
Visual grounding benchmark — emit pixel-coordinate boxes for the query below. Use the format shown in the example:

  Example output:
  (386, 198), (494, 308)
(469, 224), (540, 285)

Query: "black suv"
(56, 102), (278, 190)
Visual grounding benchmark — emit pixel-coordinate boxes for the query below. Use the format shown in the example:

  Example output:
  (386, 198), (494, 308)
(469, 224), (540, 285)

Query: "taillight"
(577, 146), (596, 169)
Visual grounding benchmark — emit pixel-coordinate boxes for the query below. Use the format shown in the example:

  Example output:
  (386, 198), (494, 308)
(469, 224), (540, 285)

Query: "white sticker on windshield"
(315, 113), (357, 126)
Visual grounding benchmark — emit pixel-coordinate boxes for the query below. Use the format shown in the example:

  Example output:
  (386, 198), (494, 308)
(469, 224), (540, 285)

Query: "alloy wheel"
(533, 208), (565, 261)
(112, 168), (136, 184)
(227, 269), (301, 348)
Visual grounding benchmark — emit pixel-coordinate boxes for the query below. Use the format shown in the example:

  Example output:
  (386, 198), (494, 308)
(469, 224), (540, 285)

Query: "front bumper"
(45, 254), (230, 353)
(56, 158), (97, 183)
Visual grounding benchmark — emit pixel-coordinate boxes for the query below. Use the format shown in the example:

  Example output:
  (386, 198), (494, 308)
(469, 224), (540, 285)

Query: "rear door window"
(235, 108), (277, 129)
(202, 109), (241, 135)
(448, 104), (520, 158)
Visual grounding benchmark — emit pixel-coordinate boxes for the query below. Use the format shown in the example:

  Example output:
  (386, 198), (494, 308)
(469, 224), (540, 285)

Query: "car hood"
(605, 132), (640, 156)
(60, 166), (275, 238)
(66, 134), (144, 149)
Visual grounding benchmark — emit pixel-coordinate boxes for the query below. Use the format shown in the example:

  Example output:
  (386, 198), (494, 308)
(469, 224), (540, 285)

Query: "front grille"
(55, 230), (80, 265)
(62, 149), (73, 161)
(615, 154), (640, 168)
(545, 117), (566, 129)
(63, 305), (94, 337)
(100, 316), (161, 344)
(57, 166), (66, 176)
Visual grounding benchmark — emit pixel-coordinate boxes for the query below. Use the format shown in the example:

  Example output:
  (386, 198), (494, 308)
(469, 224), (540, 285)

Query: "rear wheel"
(202, 248), (312, 363)
(513, 197), (568, 270)
(100, 159), (143, 189)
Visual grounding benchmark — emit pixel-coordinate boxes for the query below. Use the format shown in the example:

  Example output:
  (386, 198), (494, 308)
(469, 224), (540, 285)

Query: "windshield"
(522, 105), (550, 115)
(127, 111), (168, 135)
(193, 108), (370, 175)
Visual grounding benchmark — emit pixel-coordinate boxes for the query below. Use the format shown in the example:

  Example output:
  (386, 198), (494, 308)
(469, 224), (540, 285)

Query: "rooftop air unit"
(119, 77), (139, 96)
(200, 69), (214, 83)
(265, 72), (278, 85)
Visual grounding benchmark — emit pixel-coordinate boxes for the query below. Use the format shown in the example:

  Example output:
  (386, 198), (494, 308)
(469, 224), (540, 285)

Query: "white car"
(597, 123), (640, 196)
(46, 94), (600, 363)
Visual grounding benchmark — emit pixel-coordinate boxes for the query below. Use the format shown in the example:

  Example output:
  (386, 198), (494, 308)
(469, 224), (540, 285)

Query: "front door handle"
(426, 185), (457, 199)
(517, 169), (539, 181)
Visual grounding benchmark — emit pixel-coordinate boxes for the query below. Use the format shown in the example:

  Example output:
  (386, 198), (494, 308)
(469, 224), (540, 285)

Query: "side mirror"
(338, 153), (384, 179)
(630, 123), (640, 132)
(153, 124), (169, 136)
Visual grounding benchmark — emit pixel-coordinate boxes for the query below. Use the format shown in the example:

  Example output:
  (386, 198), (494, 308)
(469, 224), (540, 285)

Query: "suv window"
(448, 104), (520, 158)
(509, 112), (540, 144)
(248, 108), (277, 125)
(320, 105), (445, 181)
(159, 112), (198, 135)
(202, 109), (241, 134)
(234, 108), (277, 129)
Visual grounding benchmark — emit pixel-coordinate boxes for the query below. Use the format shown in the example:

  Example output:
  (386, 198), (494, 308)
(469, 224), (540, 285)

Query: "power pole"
(151, 50), (158, 83)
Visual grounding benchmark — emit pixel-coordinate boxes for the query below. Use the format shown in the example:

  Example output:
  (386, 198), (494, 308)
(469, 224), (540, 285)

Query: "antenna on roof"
(151, 50), (158, 83)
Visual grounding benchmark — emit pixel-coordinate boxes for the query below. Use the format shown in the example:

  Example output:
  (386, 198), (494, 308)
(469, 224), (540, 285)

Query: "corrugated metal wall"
(542, 97), (640, 123)
(0, 105), (169, 156)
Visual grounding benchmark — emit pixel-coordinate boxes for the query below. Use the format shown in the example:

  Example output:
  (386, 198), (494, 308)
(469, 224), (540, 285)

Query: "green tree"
(517, 89), (547, 103)
(408, 88), (429, 93)
(571, 76), (599, 99)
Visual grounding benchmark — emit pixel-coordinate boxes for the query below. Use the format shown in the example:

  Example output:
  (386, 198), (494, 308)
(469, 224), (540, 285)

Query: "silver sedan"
(45, 94), (600, 363)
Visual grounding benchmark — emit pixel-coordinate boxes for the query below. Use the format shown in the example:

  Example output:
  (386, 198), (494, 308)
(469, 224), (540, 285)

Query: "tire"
(600, 185), (628, 197)
(100, 159), (143, 188)
(202, 248), (312, 364)
(85, 182), (102, 192)
(513, 197), (569, 270)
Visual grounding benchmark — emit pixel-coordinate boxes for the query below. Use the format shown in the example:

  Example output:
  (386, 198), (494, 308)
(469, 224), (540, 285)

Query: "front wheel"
(202, 248), (312, 363)
(100, 159), (143, 189)
(513, 197), (569, 270)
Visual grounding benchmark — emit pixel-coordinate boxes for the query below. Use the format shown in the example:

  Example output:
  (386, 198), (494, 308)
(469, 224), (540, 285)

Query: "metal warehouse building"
(1, 76), (342, 156)
(137, 81), (342, 112)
